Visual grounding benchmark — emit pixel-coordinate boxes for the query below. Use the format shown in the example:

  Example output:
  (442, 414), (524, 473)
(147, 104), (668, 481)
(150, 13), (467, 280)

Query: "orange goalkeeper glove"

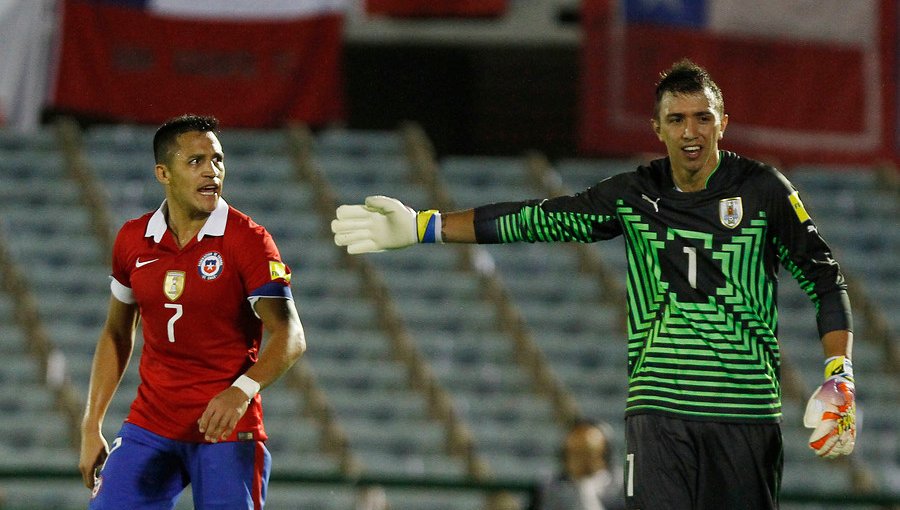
(803, 355), (856, 458)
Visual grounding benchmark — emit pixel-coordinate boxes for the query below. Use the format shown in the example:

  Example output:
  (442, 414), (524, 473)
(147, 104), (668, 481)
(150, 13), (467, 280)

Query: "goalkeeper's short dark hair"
(653, 59), (724, 120)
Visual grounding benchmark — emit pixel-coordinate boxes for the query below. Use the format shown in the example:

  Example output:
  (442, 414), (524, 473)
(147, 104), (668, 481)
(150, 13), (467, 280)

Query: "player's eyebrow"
(667, 110), (714, 120)
(184, 150), (222, 161)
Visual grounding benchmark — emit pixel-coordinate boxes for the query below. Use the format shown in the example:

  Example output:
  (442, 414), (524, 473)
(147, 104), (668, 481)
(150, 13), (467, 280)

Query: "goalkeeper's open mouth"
(682, 145), (702, 159)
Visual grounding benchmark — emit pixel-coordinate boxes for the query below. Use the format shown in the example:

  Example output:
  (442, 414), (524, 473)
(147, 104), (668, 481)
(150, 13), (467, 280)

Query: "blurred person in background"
(330, 59), (856, 509)
(529, 420), (625, 510)
(78, 114), (306, 509)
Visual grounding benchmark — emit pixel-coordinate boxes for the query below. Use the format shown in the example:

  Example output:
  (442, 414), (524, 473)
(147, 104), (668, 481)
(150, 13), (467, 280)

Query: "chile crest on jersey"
(198, 251), (224, 280)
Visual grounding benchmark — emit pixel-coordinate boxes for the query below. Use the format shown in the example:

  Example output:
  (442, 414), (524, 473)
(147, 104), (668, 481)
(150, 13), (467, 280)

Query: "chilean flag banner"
(365, 0), (507, 18)
(580, 0), (898, 166)
(52, 0), (346, 128)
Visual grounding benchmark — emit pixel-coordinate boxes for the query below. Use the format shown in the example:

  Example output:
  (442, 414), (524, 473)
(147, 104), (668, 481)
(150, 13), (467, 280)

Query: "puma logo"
(641, 194), (660, 213)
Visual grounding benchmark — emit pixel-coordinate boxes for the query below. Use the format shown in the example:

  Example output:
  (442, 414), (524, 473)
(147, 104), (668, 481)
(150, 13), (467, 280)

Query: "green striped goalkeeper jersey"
(472, 151), (851, 423)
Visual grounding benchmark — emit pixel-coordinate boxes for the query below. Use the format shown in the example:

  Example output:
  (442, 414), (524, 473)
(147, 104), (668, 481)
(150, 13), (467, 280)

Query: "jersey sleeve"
(766, 169), (852, 336)
(235, 224), (293, 304)
(109, 222), (137, 304)
(472, 175), (626, 244)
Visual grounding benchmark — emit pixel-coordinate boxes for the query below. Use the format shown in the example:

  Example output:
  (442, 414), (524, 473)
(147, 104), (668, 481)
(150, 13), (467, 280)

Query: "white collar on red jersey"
(145, 198), (229, 243)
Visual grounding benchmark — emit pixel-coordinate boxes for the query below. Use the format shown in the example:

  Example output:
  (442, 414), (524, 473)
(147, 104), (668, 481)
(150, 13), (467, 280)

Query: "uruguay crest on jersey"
(719, 197), (743, 229)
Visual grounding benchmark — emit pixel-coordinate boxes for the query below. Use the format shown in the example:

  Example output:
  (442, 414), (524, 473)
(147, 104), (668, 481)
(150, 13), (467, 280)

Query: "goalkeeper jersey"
(473, 151), (851, 423)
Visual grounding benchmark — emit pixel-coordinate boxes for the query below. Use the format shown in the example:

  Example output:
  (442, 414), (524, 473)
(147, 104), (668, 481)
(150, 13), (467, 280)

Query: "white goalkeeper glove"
(803, 355), (856, 458)
(331, 195), (441, 254)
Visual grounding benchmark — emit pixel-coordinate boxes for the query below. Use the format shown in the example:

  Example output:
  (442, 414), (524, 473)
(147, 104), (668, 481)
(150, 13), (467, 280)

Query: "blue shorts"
(89, 423), (271, 510)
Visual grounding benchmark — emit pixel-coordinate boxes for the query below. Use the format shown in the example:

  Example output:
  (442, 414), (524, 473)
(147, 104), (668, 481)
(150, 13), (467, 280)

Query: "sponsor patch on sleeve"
(269, 260), (290, 283)
(788, 191), (811, 223)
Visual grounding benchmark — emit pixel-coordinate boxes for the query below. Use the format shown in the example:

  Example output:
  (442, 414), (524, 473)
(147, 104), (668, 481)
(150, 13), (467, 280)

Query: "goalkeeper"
(331, 60), (855, 509)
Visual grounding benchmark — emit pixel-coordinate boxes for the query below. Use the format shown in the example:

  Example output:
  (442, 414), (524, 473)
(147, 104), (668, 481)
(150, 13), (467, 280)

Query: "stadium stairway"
(401, 134), (634, 473)
(288, 125), (508, 510)
(312, 124), (596, 495)
(0, 125), (99, 508)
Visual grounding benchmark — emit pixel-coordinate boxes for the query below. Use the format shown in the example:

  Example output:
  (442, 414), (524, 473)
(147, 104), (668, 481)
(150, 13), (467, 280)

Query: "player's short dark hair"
(153, 114), (219, 165)
(654, 59), (724, 120)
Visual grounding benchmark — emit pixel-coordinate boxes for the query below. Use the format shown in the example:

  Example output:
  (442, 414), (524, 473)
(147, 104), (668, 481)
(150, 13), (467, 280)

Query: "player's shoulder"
(225, 205), (273, 241)
(116, 210), (154, 239)
(579, 167), (647, 204)
(723, 151), (793, 192)
(631, 157), (672, 192)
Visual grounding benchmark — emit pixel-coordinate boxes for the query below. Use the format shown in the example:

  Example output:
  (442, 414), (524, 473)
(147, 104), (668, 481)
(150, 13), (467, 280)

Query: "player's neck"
(671, 153), (720, 192)
(164, 204), (209, 248)
(672, 170), (708, 192)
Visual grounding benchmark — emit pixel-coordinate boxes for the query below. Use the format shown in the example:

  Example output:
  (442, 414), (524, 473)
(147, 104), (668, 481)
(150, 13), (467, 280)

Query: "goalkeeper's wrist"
(824, 355), (853, 382)
(415, 210), (442, 244)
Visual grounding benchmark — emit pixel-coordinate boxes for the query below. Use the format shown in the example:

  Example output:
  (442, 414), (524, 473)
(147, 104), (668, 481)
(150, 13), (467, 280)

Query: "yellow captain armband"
(788, 191), (811, 223)
(416, 210), (442, 244)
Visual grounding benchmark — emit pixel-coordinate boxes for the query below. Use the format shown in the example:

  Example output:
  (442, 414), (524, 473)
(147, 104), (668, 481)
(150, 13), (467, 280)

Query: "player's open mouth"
(683, 145), (701, 157)
(198, 184), (219, 196)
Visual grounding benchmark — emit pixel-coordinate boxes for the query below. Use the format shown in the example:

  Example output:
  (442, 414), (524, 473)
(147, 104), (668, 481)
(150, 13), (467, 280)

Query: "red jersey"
(109, 199), (292, 442)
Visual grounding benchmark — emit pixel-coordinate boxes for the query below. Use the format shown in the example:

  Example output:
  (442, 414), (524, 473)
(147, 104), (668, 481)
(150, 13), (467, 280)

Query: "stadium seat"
(554, 157), (645, 190)
(382, 488), (491, 510)
(315, 127), (404, 157)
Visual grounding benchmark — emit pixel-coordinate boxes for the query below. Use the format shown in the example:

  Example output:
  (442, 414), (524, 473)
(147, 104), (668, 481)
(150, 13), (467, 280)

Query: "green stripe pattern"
(495, 203), (784, 422)
(495, 204), (612, 243)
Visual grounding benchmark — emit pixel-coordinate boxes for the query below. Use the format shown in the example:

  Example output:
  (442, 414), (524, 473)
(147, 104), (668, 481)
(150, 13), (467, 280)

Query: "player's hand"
(198, 387), (251, 443)
(332, 195), (438, 254)
(804, 356), (856, 458)
(79, 427), (109, 489)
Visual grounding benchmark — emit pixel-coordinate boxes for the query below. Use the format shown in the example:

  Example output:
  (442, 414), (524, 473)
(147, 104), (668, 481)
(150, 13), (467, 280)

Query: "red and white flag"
(580, 0), (897, 166)
(0, 0), (56, 131)
(52, 0), (347, 127)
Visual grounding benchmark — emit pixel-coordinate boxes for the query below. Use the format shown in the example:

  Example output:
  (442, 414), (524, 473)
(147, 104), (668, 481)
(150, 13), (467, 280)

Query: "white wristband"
(231, 374), (260, 400)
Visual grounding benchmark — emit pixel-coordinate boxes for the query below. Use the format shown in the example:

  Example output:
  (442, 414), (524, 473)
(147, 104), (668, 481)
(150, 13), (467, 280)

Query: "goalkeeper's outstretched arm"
(331, 195), (476, 253)
(441, 208), (476, 243)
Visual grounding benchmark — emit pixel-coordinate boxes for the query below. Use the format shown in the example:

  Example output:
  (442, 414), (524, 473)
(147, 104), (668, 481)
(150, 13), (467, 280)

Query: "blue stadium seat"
(315, 127), (404, 157)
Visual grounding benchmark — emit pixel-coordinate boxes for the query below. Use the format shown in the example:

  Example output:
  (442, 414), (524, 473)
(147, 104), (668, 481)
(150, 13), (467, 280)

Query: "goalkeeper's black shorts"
(624, 414), (782, 510)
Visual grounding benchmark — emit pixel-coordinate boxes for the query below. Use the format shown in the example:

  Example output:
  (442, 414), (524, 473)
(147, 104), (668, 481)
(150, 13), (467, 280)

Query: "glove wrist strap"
(416, 210), (442, 244)
(824, 355), (853, 382)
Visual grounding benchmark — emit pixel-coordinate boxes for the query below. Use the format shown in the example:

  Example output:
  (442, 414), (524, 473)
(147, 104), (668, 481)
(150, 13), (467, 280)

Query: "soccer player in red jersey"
(78, 114), (306, 509)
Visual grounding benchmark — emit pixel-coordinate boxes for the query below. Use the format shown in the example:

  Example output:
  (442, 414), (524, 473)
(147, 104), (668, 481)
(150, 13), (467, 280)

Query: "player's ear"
(718, 113), (729, 140)
(650, 118), (663, 141)
(155, 164), (170, 184)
